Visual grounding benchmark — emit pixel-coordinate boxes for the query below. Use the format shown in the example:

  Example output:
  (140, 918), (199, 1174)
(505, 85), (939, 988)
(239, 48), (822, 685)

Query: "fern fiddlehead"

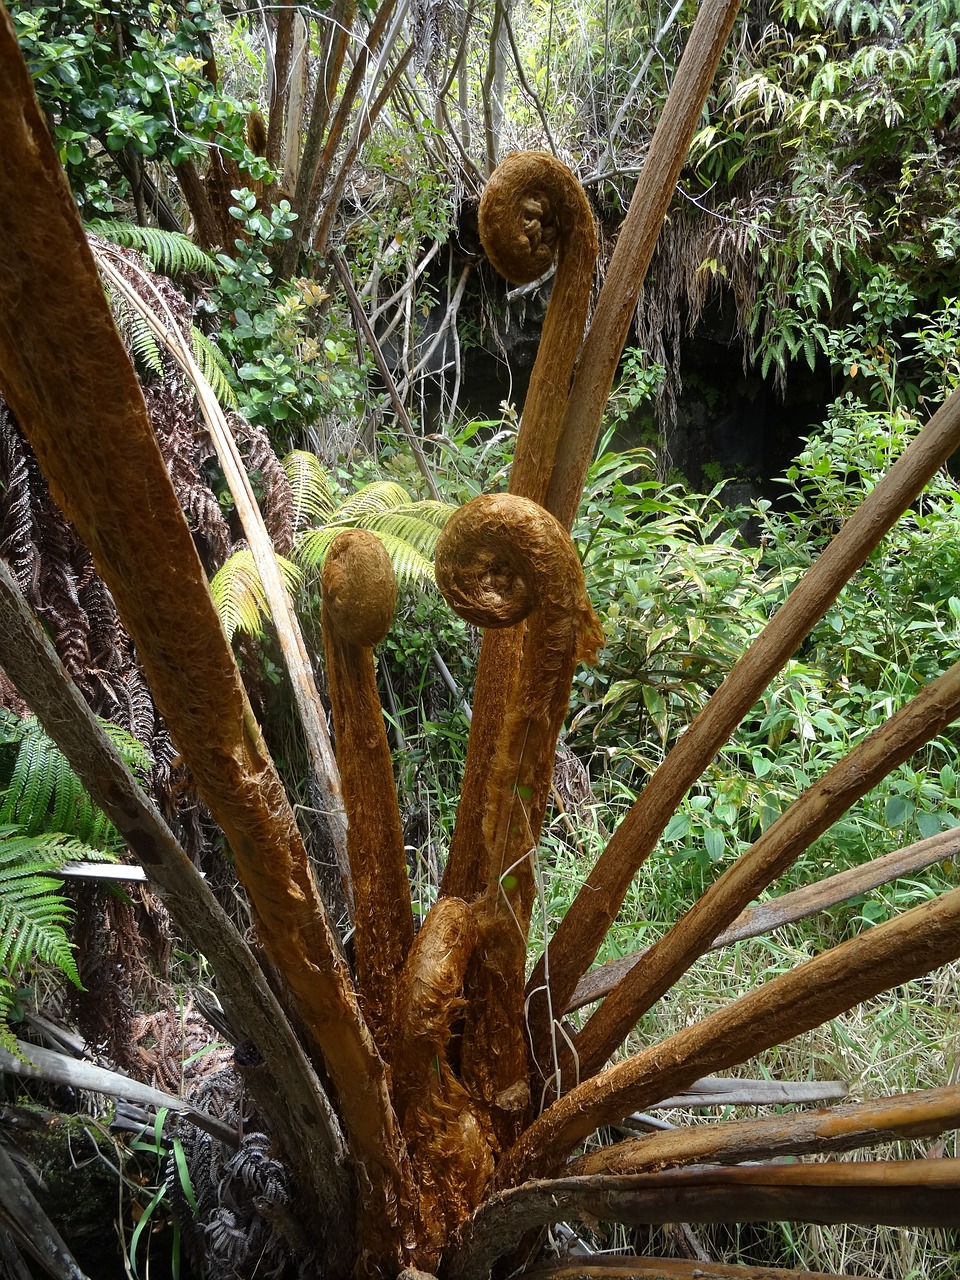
(442, 153), (598, 907)
(320, 528), (414, 1054)
(435, 493), (602, 1147)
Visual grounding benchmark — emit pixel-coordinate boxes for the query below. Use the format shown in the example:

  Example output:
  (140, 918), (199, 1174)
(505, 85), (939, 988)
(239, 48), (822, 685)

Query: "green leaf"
(917, 809), (945, 839)
(704, 827), (726, 862)
(663, 812), (691, 841)
(884, 794), (913, 827)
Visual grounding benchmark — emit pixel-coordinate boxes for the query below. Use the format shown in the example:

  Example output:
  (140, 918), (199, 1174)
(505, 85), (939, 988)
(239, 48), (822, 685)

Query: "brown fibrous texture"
(322, 529), (413, 1054)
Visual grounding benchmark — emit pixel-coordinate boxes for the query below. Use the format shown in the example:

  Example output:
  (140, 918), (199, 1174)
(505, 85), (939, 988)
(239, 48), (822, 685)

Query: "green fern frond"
(290, 471), (455, 589)
(103, 289), (167, 378)
(359, 505), (453, 557)
(0, 985), (22, 1055)
(129, 310), (166, 378)
(209, 548), (303, 643)
(101, 723), (153, 776)
(0, 713), (149, 848)
(87, 220), (217, 277)
(368, 531), (437, 586)
(1, 724), (53, 835)
(292, 527), (343, 576)
(0, 826), (114, 987)
(295, 524), (438, 587)
(191, 328), (239, 408)
(334, 481), (413, 523)
(282, 451), (337, 528)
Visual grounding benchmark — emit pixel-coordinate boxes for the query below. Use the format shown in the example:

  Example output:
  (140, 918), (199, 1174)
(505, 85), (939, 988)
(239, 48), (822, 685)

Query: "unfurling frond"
(282, 450), (338, 528)
(87, 221), (217, 277)
(209, 547), (303, 642)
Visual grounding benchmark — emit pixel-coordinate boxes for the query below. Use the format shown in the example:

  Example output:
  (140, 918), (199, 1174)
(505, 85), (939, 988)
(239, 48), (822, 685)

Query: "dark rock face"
(389, 243), (835, 495)
(659, 295), (836, 493)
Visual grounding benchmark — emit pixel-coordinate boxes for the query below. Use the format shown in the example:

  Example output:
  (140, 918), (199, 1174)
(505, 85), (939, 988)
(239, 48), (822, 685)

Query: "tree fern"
(86, 220), (217, 277)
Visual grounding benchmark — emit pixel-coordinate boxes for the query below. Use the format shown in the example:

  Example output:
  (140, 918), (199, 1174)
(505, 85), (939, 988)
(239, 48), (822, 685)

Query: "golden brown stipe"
(392, 897), (492, 1268)
(0, 15), (413, 1270)
(321, 528), (414, 1056)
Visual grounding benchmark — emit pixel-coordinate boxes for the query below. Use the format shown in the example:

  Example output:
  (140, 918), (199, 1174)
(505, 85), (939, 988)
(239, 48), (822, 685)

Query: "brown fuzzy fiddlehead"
(442, 153), (597, 909)
(321, 528), (413, 1054)
(435, 493), (602, 895)
(435, 494), (602, 1146)
(477, 151), (598, 505)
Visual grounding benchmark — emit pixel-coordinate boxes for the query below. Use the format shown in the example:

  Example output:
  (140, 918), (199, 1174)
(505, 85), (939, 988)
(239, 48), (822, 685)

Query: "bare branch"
(570, 1083), (960, 1175)
(569, 826), (960, 1011)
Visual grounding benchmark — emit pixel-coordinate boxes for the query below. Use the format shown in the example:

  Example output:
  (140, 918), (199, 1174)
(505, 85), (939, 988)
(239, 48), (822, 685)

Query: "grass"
(527, 819), (960, 1278)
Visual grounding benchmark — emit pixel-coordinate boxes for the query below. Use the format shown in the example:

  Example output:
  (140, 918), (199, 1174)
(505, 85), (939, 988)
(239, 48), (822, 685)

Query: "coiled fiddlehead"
(442, 154), (597, 909)
(477, 151), (598, 505)
(435, 493), (602, 1146)
(436, 494), (601, 903)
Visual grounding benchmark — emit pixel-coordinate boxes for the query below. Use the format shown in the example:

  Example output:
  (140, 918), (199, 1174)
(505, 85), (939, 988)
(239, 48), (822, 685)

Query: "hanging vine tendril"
(321, 529), (413, 1056)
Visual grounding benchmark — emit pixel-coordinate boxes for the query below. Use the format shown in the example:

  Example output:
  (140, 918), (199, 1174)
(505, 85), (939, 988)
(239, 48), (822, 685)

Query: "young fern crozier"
(435, 494), (603, 1140)
(321, 528), (413, 1045)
